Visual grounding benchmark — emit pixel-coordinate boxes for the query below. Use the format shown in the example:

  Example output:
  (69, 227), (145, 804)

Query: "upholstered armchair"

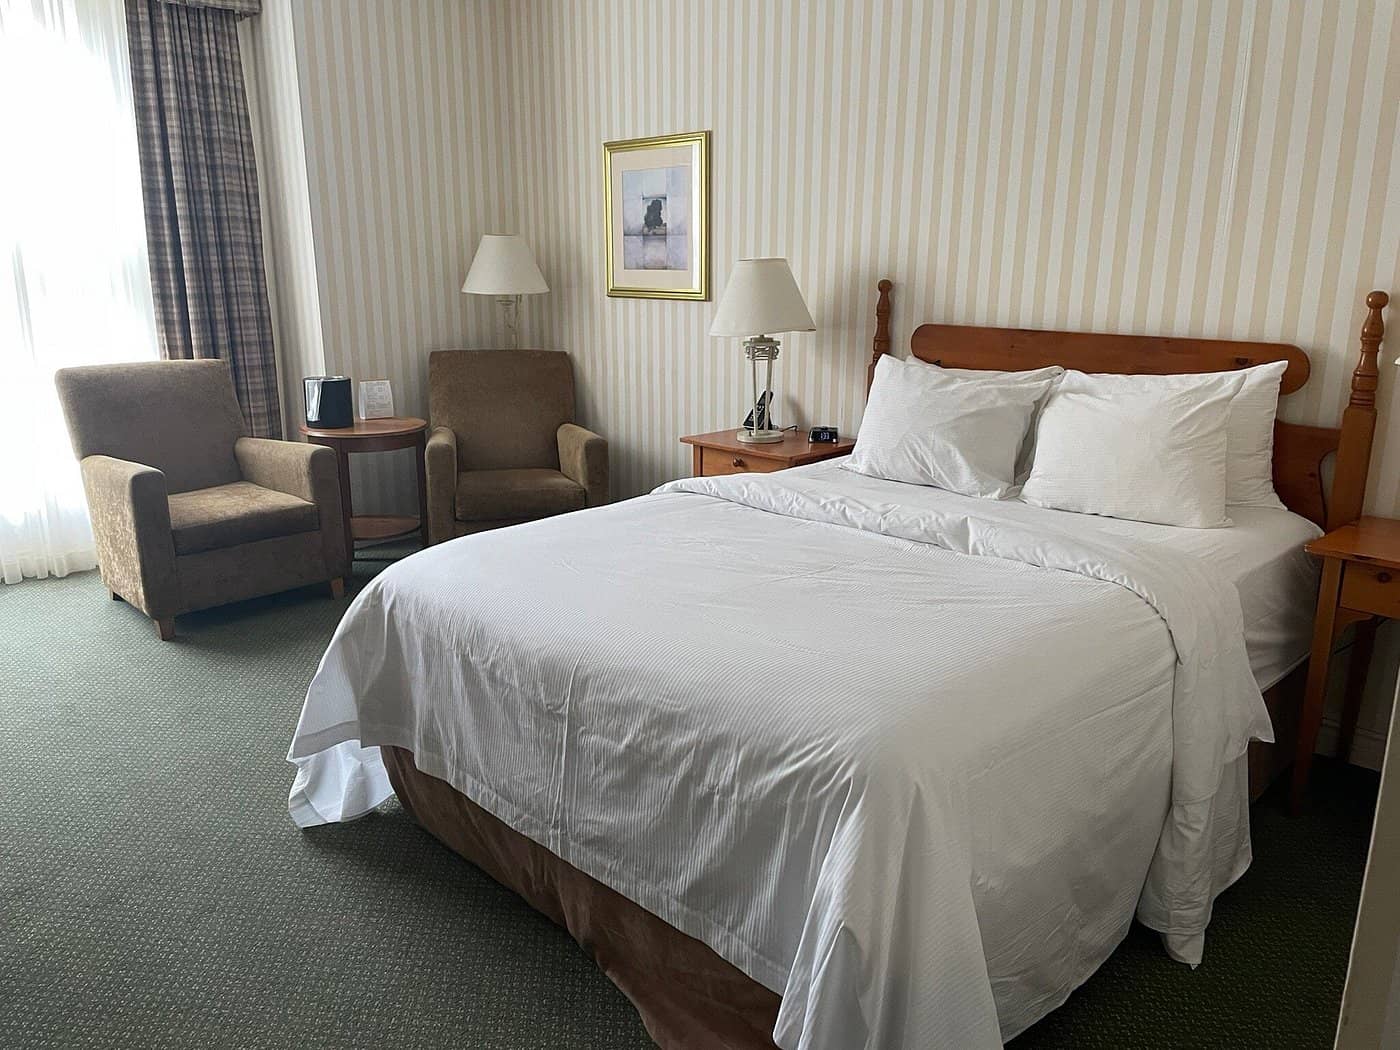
(426, 349), (608, 542)
(54, 360), (348, 640)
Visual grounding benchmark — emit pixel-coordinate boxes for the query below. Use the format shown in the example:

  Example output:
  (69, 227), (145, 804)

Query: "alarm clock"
(808, 426), (840, 444)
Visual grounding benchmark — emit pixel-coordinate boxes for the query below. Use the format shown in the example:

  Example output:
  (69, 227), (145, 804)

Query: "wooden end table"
(300, 416), (428, 560)
(1292, 516), (1400, 814)
(680, 428), (856, 477)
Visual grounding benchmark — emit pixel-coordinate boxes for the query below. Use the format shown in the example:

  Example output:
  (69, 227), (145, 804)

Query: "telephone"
(742, 390), (775, 431)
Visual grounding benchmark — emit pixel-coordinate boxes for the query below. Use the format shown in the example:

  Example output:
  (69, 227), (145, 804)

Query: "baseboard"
(1316, 717), (1387, 771)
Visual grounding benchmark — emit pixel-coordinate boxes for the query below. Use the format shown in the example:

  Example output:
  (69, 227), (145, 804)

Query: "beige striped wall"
(258, 0), (1400, 510)
(261, 0), (519, 513)
(510, 0), (1400, 509)
(251, 0), (1400, 761)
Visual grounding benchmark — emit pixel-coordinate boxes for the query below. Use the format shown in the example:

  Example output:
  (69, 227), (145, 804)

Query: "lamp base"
(495, 294), (522, 349)
(736, 428), (784, 444)
(739, 337), (783, 445)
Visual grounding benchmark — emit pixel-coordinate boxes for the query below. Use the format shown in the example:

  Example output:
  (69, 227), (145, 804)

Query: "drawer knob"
(1378, 571), (1392, 584)
(732, 457), (745, 468)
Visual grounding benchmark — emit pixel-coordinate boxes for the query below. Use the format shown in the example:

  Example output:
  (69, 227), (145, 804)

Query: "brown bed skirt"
(1251, 665), (1305, 801)
(381, 746), (781, 1049)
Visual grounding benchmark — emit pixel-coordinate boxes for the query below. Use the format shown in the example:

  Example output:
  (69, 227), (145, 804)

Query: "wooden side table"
(300, 416), (429, 560)
(1292, 516), (1400, 814)
(681, 428), (856, 477)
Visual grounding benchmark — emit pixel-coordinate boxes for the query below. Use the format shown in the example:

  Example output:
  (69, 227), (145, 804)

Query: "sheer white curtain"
(0, 0), (158, 584)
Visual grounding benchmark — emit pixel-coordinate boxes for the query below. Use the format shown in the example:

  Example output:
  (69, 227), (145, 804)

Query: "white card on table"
(358, 379), (394, 419)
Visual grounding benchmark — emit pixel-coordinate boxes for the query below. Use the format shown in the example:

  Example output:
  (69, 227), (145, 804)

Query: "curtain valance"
(156, 0), (260, 16)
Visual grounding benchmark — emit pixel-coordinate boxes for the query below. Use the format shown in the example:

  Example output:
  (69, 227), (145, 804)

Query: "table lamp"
(709, 258), (816, 443)
(461, 234), (549, 349)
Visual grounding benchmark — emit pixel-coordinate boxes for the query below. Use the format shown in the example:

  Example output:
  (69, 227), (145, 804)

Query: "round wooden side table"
(300, 416), (428, 560)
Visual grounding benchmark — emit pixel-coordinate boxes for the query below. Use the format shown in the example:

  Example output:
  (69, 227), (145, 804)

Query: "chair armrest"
(79, 455), (178, 617)
(235, 436), (329, 502)
(557, 423), (609, 507)
(424, 426), (458, 545)
(234, 437), (347, 576)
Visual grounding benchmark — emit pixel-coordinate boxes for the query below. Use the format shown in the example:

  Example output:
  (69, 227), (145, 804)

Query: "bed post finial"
(1328, 290), (1389, 529)
(1349, 290), (1389, 410)
(870, 279), (893, 393)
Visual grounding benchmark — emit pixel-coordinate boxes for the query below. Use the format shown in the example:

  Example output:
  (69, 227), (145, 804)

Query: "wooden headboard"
(868, 279), (1389, 530)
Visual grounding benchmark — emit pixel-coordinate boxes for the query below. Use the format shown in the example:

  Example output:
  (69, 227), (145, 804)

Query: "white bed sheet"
(1041, 501), (1322, 689)
(286, 461), (1292, 1049)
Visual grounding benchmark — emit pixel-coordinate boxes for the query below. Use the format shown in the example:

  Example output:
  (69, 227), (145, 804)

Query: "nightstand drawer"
(1341, 561), (1400, 618)
(700, 447), (786, 477)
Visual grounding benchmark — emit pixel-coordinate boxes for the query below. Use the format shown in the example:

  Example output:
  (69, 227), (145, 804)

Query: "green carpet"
(0, 557), (1377, 1049)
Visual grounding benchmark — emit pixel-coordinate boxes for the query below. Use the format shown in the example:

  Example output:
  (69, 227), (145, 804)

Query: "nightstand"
(1292, 516), (1400, 814)
(681, 428), (856, 477)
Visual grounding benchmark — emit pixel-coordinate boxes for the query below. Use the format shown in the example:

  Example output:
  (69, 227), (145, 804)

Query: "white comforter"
(288, 462), (1275, 1048)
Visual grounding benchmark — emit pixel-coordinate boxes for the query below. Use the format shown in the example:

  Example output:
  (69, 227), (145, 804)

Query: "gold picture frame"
(603, 130), (710, 300)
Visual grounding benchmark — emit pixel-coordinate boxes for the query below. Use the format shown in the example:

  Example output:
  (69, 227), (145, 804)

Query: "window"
(0, 0), (157, 582)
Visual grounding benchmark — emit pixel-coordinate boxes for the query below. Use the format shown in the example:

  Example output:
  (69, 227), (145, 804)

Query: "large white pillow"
(1222, 360), (1288, 508)
(1019, 370), (1245, 528)
(927, 362), (1065, 481)
(1042, 362), (1287, 509)
(846, 355), (1057, 498)
(935, 363), (1066, 383)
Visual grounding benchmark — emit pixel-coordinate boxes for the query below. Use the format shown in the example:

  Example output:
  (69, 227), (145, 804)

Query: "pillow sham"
(1043, 362), (1288, 510)
(846, 355), (1057, 498)
(926, 362), (1065, 481)
(1221, 360), (1288, 508)
(934, 363), (1066, 384)
(1019, 369), (1245, 528)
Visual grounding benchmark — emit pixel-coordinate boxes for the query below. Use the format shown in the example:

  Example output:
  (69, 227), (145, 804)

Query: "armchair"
(426, 349), (608, 542)
(54, 360), (348, 640)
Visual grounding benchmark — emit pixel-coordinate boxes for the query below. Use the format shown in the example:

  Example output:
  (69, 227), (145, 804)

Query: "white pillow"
(1222, 360), (1288, 508)
(1041, 362), (1287, 509)
(1019, 369), (1245, 528)
(846, 355), (1057, 498)
(935, 363), (1066, 383)
(926, 362), (1065, 482)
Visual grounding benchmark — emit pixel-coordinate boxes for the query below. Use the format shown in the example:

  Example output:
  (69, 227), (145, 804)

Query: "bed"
(287, 282), (1387, 1048)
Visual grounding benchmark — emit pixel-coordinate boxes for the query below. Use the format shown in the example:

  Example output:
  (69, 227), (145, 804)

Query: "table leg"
(1292, 558), (1344, 815)
(1337, 616), (1378, 764)
(336, 446), (354, 563)
(692, 446), (704, 477)
(415, 432), (429, 549)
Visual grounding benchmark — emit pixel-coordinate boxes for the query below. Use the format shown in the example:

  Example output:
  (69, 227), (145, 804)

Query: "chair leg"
(328, 577), (345, 599)
(154, 617), (175, 641)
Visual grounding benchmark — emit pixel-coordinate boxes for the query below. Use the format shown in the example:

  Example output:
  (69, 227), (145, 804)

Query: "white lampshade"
(709, 258), (816, 337)
(461, 234), (549, 296)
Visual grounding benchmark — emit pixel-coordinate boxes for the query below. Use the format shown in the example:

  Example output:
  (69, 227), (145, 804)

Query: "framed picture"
(603, 130), (709, 300)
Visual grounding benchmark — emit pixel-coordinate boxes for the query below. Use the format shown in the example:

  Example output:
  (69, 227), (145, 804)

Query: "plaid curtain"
(124, 0), (281, 438)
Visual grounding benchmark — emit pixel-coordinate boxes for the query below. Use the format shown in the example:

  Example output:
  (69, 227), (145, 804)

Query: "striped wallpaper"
(263, 0), (518, 512)
(249, 0), (1400, 759)
(510, 0), (1400, 510)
